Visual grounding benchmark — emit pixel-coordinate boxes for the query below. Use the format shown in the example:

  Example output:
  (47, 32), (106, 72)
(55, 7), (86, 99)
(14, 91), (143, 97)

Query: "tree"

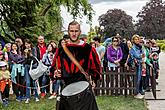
(98, 9), (134, 38)
(0, 0), (93, 42)
(136, 0), (165, 39)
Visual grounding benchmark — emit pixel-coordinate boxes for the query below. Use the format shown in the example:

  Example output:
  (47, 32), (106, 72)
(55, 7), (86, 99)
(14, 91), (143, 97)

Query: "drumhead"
(62, 81), (89, 96)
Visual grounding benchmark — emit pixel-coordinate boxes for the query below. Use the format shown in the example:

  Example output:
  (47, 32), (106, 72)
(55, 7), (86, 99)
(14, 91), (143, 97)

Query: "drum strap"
(62, 44), (91, 81)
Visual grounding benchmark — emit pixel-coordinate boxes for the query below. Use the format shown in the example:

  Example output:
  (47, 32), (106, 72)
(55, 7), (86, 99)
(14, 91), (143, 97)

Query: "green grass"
(97, 96), (147, 110)
(0, 95), (147, 110)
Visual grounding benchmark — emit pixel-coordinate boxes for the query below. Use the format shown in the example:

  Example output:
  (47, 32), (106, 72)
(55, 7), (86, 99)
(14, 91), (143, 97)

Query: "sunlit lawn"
(0, 95), (147, 110)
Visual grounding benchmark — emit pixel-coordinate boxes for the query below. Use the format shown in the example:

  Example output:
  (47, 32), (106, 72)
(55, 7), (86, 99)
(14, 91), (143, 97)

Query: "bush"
(157, 40), (165, 51)
(157, 43), (164, 48)
(161, 44), (165, 51)
(157, 40), (165, 44)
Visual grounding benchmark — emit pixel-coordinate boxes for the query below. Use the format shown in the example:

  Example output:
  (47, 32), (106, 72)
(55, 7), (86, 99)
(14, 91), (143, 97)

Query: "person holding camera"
(23, 39), (39, 103)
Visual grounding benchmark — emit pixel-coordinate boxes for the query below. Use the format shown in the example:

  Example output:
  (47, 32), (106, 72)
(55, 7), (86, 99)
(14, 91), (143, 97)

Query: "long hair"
(24, 39), (33, 49)
(11, 43), (19, 53)
(47, 43), (56, 54)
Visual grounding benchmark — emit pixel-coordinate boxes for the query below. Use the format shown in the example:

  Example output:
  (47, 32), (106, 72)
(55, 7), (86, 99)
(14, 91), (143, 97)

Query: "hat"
(5, 43), (11, 48)
(0, 61), (7, 67)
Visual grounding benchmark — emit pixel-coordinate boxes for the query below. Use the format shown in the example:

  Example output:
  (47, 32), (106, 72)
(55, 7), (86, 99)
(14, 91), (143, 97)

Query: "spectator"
(127, 40), (132, 50)
(23, 39), (39, 103)
(129, 34), (145, 99)
(42, 43), (57, 99)
(149, 39), (160, 83)
(116, 35), (129, 68)
(93, 37), (106, 69)
(9, 43), (25, 102)
(90, 41), (96, 48)
(36, 35), (48, 98)
(107, 37), (123, 71)
(15, 38), (24, 55)
(0, 61), (10, 107)
(143, 40), (152, 91)
(0, 44), (8, 61)
(49, 40), (57, 50)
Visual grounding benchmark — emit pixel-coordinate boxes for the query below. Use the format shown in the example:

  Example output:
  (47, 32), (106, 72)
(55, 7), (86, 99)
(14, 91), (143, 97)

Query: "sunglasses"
(113, 40), (118, 42)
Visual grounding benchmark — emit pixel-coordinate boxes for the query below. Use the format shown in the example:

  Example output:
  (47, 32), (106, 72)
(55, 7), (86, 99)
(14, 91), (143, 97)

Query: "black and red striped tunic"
(51, 42), (101, 85)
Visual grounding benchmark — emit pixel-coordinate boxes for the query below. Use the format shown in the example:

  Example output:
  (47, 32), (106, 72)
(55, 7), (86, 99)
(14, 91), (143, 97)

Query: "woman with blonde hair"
(129, 34), (145, 99)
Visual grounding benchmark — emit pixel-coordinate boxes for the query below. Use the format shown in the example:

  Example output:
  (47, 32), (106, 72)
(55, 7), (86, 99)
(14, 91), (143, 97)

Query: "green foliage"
(0, 0), (93, 42)
(98, 9), (135, 38)
(136, 0), (165, 39)
(157, 43), (164, 48)
(161, 44), (165, 51)
(87, 27), (97, 42)
(157, 40), (165, 51)
(157, 40), (165, 44)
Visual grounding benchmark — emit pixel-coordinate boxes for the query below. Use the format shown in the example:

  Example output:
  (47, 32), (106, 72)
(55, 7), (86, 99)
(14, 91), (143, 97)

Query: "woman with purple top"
(107, 37), (123, 71)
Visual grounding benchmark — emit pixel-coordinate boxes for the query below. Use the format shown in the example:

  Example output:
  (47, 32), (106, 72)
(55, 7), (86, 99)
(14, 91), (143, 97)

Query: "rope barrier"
(10, 79), (57, 90)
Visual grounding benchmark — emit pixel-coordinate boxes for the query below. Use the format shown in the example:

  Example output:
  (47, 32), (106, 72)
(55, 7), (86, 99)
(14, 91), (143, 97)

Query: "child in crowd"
(151, 52), (160, 80)
(0, 61), (10, 107)
(0, 44), (8, 61)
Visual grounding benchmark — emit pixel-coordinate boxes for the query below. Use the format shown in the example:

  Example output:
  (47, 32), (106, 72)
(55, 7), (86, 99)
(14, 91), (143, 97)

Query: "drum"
(59, 81), (98, 110)
(62, 81), (89, 96)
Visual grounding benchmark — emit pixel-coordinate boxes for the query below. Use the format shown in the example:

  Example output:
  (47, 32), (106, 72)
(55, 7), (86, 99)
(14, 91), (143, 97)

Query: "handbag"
(29, 56), (49, 80)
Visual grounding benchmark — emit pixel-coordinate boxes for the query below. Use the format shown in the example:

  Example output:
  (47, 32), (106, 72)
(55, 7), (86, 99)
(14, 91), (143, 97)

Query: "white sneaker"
(35, 98), (39, 102)
(25, 99), (30, 104)
(48, 95), (57, 100)
(134, 93), (144, 99)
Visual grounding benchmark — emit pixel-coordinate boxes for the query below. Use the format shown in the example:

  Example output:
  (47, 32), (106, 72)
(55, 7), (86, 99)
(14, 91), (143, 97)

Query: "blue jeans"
(136, 64), (143, 94)
(24, 65), (39, 99)
(40, 75), (50, 93)
(52, 80), (61, 93)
